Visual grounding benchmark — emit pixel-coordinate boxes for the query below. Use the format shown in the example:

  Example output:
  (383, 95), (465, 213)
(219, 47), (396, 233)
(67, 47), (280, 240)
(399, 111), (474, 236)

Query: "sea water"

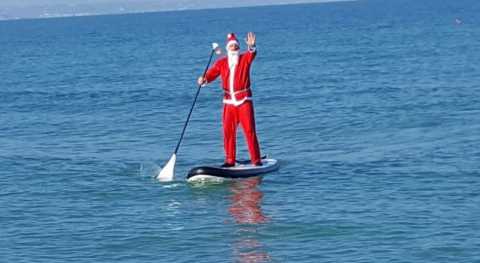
(1, 0), (480, 262)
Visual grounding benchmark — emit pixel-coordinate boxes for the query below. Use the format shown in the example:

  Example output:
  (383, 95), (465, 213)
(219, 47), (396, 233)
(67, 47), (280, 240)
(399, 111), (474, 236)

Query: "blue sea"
(1, 0), (480, 262)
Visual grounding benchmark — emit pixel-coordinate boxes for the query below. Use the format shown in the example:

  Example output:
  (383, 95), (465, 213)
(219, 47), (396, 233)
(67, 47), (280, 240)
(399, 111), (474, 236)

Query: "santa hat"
(226, 33), (239, 49)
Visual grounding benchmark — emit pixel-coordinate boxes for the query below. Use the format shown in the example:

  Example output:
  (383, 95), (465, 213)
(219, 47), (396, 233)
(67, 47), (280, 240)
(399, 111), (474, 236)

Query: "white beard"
(228, 50), (239, 68)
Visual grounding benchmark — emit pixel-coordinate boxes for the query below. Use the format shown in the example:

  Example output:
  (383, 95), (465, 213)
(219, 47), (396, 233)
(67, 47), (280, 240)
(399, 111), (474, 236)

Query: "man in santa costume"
(197, 32), (262, 167)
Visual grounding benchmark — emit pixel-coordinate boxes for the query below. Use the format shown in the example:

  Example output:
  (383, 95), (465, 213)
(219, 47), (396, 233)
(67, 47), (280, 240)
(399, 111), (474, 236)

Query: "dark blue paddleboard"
(187, 157), (279, 182)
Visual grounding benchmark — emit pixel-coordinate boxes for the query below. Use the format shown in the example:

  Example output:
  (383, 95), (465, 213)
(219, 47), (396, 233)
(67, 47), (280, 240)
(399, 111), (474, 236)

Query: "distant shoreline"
(0, 0), (354, 22)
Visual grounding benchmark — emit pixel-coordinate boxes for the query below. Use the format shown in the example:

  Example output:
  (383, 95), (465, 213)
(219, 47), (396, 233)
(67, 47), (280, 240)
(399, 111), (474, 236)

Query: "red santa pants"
(223, 100), (261, 165)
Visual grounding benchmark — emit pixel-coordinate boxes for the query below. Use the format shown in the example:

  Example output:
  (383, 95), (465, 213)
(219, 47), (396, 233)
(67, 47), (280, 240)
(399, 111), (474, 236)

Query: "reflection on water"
(229, 177), (269, 224)
(229, 177), (272, 263)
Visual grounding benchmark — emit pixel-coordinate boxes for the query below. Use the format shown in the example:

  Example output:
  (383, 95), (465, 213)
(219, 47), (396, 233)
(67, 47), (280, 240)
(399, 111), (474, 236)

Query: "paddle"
(157, 42), (221, 182)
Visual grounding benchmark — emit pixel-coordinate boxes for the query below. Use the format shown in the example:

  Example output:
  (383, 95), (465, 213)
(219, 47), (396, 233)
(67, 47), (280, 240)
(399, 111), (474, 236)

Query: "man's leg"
(223, 104), (238, 165)
(238, 101), (261, 165)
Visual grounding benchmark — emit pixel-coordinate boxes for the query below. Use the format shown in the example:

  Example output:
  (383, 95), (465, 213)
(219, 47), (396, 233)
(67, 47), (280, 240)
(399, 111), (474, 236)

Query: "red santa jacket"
(204, 49), (256, 106)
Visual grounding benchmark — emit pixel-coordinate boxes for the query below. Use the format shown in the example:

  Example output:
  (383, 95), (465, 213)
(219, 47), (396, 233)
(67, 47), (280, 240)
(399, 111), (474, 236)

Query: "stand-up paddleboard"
(187, 157), (279, 182)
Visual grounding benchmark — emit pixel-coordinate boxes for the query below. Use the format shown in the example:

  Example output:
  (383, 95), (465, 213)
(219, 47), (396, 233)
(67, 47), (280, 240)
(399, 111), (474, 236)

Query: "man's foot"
(253, 162), (263, 166)
(221, 162), (235, 168)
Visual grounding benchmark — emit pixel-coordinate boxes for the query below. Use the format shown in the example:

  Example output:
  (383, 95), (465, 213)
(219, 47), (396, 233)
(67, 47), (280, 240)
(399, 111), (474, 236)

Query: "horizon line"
(0, 0), (355, 22)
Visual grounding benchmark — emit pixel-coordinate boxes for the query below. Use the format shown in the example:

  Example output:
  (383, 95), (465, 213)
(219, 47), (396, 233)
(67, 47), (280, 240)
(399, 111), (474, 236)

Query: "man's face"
(228, 43), (240, 52)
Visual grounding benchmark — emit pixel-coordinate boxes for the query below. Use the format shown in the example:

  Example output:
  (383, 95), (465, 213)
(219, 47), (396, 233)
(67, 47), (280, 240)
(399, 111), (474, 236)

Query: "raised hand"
(245, 32), (256, 48)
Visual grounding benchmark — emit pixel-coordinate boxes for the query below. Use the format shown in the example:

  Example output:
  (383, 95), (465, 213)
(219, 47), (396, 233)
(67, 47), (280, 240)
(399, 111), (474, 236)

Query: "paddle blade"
(157, 154), (176, 182)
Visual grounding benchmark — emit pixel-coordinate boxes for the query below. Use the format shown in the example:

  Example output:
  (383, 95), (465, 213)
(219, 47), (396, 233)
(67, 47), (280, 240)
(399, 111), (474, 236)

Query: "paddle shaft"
(174, 49), (215, 154)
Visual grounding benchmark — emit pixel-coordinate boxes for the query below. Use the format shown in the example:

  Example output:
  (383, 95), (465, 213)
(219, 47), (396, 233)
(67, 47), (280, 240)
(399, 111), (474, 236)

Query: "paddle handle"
(174, 48), (215, 154)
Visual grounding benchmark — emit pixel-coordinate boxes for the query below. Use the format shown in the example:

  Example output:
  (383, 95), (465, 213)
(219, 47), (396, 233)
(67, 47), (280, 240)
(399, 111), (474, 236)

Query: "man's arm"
(198, 60), (221, 86)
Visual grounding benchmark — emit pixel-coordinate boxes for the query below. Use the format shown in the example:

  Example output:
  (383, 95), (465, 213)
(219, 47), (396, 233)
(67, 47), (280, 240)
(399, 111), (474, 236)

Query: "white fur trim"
(226, 40), (239, 49)
(223, 97), (251, 106)
(229, 64), (237, 105)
